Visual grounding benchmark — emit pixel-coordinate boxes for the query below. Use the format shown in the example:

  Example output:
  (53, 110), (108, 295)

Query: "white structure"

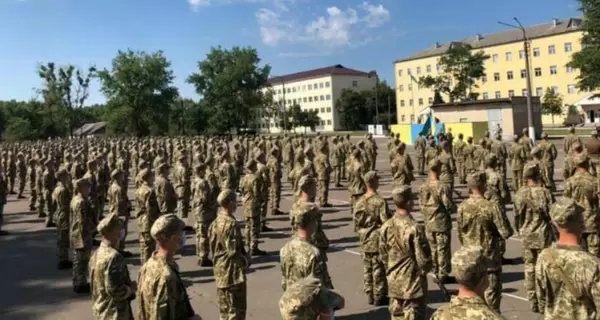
(575, 93), (600, 124)
(260, 64), (377, 133)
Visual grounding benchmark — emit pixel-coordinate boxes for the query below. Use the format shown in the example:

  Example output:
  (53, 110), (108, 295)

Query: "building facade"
(394, 17), (592, 125)
(261, 64), (377, 133)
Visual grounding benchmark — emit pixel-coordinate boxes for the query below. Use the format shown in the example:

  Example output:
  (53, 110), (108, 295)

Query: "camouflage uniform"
(390, 144), (415, 188)
(27, 159), (37, 211)
(537, 133), (558, 191)
(107, 169), (131, 252)
(240, 160), (263, 254)
(280, 229), (332, 290)
(16, 154), (26, 198)
(453, 135), (467, 184)
(348, 150), (366, 223)
(414, 134), (426, 175)
(134, 169), (161, 265)
(266, 148), (282, 215)
(192, 165), (214, 264)
(508, 135), (527, 191)
(43, 160), (57, 225)
(154, 164), (177, 215)
(314, 143), (331, 207)
(70, 178), (95, 292)
(53, 169), (72, 268)
(174, 156), (192, 220)
(278, 276), (344, 320)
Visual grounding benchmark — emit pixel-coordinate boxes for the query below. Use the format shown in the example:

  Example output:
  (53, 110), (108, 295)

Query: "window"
(551, 86), (559, 94)
(410, 115), (415, 122)
(426, 65), (431, 73)
(400, 100), (405, 107)
(505, 52), (512, 61)
(492, 54), (499, 63)
(319, 83), (324, 89)
(568, 84), (576, 94)
(327, 120), (332, 125)
(494, 73), (500, 81)
(533, 48), (540, 57)
(307, 84), (312, 90)
(352, 80), (358, 88)
(325, 82), (330, 88)
(399, 85), (404, 92)
(407, 68), (412, 75)
(313, 96), (318, 101)
(401, 115), (406, 122)
(326, 107), (331, 112)
(418, 98), (423, 106)
(302, 85), (306, 91)
(326, 94), (331, 100)
(508, 90), (515, 97)
(550, 65), (557, 75)
(482, 92), (489, 99)
(293, 99), (297, 104)
(520, 69), (527, 78)
(319, 95), (324, 101)
(481, 74), (487, 83)
(519, 50), (525, 59)
(536, 87), (543, 96)
(277, 89), (282, 94)
(416, 66), (421, 74)
(308, 97), (313, 102)
(408, 84), (412, 91)
(286, 88), (291, 93)
(287, 99), (291, 105)
(522, 89), (528, 96)
(398, 69), (403, 77)
(436, 64), (441, 71)
(293, 87), (297, 93)
(428, 97), (433, 104)
(320, 107), (325, 113)
(303, 97), (307, 103)
(565, 42), (573, 53)
(548, 45), (556, 55)
(495, 91), (501, 99)
(507, 71), (514, 80)
(409, 99), (414, 106)
(534, 68), (542, 77)
(566, 65), (574, 73)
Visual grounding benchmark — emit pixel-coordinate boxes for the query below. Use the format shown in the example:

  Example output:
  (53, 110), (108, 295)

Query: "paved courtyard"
(0, 137), (571, 319)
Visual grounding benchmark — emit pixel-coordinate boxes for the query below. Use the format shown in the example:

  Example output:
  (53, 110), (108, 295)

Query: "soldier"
(53, 168), (73, 270)
(332, 137), (344, 187)
(266, 147), (284, 216)
(136, 214), (202, 320)
(527, 147), (548, 188)
(27, 158), (37, 211)
(348, 149), (367, 225)
(514, 164), (555, 312)
(353, 171), (390, 305)
(70, 178), (95, 294)
(174, 154), (192, 229)
(83, 159), (100, 222)
(280, 201), (333, 291)
(535, 197), (600, 318)
(509, 134), (527, 191)
(35, 158), (45, 218)
(43, 159), (57, 227)
(520, 128), (534, 161)
(315, 143), (332, 207)
(8, 152), (16, 194)
(96, 155), (110, 220)
(16, 153), (26, 199)
(209, 189), (249, 320)
(419, 159), (454, 283)
(239, 160), (266, 256)
(453, 133), (467, 184)
(154, 163), (177, 215)
(425, 139), (439, 167)
(0, 171), (7, 236)
(134, 168), (161, 265)
(415, 132), (426, 175)
(438, 141), (456, 196)
(472, 139), (489, 170)
(490, 133), (508, 180)
(563, 126), (582, 154)
(431, 246), (505, 320)
(462, 137), (476, 175)
(254, 151), (272, 232)
(90, 214), (136, 319)
(563, 154), (600, 257)
(192, 164), (214, 267)
(538, 132), (558, 191)
(279, 276), (345, 320)
(457, 172), (514, 311)
(379, 186), (431, 320)
(107, 169), (133, 257)
(484, 154), (512, 264)
(390, 143), (415, 188)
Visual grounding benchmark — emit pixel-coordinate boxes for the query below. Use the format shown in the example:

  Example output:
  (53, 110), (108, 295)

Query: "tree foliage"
(569, 0), (600, 91)
(419, 43), (489, 102)
(541, 87), (564, 124)
(335, 81), (397, 130)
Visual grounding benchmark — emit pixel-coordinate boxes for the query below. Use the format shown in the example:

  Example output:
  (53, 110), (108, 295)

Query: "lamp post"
(368, 71), (380, 126)
(499, 18), (535, 141)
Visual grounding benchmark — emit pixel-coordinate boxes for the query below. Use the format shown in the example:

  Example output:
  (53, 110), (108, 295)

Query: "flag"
(407, 70), (419, 87)
(420, 112), (431, 135)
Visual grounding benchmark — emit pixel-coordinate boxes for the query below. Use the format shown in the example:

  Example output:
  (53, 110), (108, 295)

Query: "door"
(591, 110), (596, 123)
(487, 108), (503, 137)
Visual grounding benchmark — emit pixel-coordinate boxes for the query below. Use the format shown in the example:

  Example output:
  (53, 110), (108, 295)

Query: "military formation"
(0, 127), (599, 319)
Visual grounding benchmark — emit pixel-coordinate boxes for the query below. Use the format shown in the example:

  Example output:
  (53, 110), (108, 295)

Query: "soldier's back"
(432, 296), (505, 319)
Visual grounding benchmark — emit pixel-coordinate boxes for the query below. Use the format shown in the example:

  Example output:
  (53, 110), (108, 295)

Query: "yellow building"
(394, 17), (593, 125)
(262, 64), (377, 133)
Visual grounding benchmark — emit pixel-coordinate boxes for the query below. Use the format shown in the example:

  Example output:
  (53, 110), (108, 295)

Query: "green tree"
(187, 46), (271, 133)
(362, 80), (396, 125)
(335, 89), (368, 130)
(569, 0), (600, 91)
(541, 87), (564, 124)
(97, 50), (179, 136)
(419, 43), (489, 102)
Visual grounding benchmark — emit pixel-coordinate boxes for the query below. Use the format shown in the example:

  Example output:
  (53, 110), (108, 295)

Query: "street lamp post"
(499, 18), (535, 141)
(369, 71), (380, 126)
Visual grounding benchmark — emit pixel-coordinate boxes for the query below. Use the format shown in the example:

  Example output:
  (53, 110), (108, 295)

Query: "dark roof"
(395, 17), (582, 63)
(267, 64), (371, 85)
(74, 122), (106, 135)
(431, 96), (540, 109)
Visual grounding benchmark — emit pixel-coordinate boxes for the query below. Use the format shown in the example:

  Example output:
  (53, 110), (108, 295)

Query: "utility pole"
(499, 18), (535, 141)
(387, 91), (392, 128)
(369, 71), (380, 126)
(282, 80), (287, 133)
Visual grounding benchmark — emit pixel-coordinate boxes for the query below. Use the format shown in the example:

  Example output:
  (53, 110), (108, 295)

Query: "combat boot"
(261, 225), (274, 232)
(198, 258), (213, 267)
(119, 250), (133, 258)
(57, 260), (73, 270)
(250, 248), (267, 256)
(73, 283), (90, 294)
(374, 296), (389, 306)
(367, 295), (375, 305)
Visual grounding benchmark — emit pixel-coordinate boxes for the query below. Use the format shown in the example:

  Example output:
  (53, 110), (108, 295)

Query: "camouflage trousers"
(361, 252), (386, 299)
(582, 232), (600, 257)
(118, 215), (130, 251)
(44, 190), (55, 225)
(269, 181), (281, 213)
(485, 270), (502, 312)
(29, 186), (36, 210)
(96, 194), (106, 220)
(139, 232), (155, 265)
(389, 297), (426, 320)
(350, 194), (364, 231)
(57, 228), (70, 262)
(284, 162), (293, 182)
(73, 248), (90, 286)
(195, 218), (213, 260)
(512, 170), (523, 191)
(217, 282), (247, 320)
(416, 156), (425, 174)
(426, 231), (451, 278)
(370, 155), (377, 171)
(36, 188), (44, 217)
(317, 178), (330, 207)
(9, 174), (15, 193)
(341, 160), (347, 179)
(244, 215), (261, 250)
(260, 195), (268, 227)
(456, 161), (466, 183)
(17, 175), (26, 197)
(178, 198), (190, 219)
(333, 165), (341, 186)
(544, 163), (555, 191)
(523, 247), (541, 312)
(0, 204), (4, 230)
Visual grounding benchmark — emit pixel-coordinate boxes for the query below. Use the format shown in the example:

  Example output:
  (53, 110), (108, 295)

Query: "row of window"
(276, 81), (330, 95)
(260, 119), (333, 128)
(485, 65), (574, 82)
(400, 115), (416, 122)
(278, 94), (332, 106)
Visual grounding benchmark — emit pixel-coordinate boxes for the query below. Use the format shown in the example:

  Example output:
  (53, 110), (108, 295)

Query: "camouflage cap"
(541, 132), (548, 138)
(428, 158), (441, 171)
(97, 213), (123, 236)
(391, 185), (412, 204)
(293, 202), (319, 227)
(530, 146), (543, 157)
(217, 189), (236, 207)
(451, 246), (491, 288)
(279, 276), (343, 319)
(573, 154), (589, 166)
(55, 168), (68, 180)
(111, 168), (123, 180)
(550, 197), (584, 228)
(466, 171), (486, 188)
(484, 153), (498, 167)
(363, 171), (379, 185)
(296, 175), (316, 195)
(74, 178), (90, 190)
(150, 214), (186, 241)
(523, 162), (540, 179)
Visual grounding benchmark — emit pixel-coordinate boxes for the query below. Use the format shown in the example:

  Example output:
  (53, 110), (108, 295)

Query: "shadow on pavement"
(329, 236), (359, 245)
(501, 271), (525, 284)
(336, 307), (389, 319)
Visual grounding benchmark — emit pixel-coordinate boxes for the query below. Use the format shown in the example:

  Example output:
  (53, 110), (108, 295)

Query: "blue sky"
(0, 0), (580, 104)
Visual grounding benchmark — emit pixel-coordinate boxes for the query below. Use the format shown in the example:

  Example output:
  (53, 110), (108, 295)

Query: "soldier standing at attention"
(462, 137), (476, 175)
(174, 154), (193, 231)
(134, 168), (161, 265)
(390, 143), (415, 188)
(279, 276), (345, 320)
(0, 170), (7, 236)
(84, 159), (100, 222)
(537, 132), (558, 191)
(137, 214), (202, 320)
(453, 133), (467, 184)
(514, 164), (555, 313)
(379, 186), (431, 320)
(563, 155), (600, 258)
(419, 159), (454, 284)
(209, 189), (249, 320)
(415, 133), (426, 175)
(27, 158), (37, 211)
(70, 178), (95, 294)
(438, 141), (456, 196)
(315, 143), (332, 208)
(107, 169), (133, 257)
(154, 163), (177, 215)
(431, 246), (505, 320)
(520, 128), (534, 161)
(425, 139), (439, 169)
(509, 135), (527, 191)
(16, 153), (26, 199)
(43, 159), (57, 227)
(266, 147), (284, 216)
(484, 154), (512, 264)
(490, 133), (508, 180)
(332, 137), (344, 187)
(8, 152), (17, 194)
(35, 158), (45, 218)
(457, 172), (514, 311)
(240, 160), (266, 256)
(90, 214), (136, 320)
(348, 149), (367, 226)
(353, 171), (390, 306)
(96, 155), (109, 220)
(255, 151), (272, 232)
(535, 198), (600, 318)
(53, 168), (73, 270)
(192, 164), (214, 267)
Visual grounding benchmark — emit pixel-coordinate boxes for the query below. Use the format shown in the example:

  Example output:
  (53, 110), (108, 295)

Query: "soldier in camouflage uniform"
(43, 159), (57, 227)
(154, 163), (177, 215)
(332, 137), (344, 187)
(137, 214), (201, 320)
(353, 171), (390, 305)
(0, 171), (6, 236)
(83, 159), (100, 223)
(520, 128), (534, 161)
(90, 214), (135, 320)
(431, 246), (505, 320)
(390, 143), (415, 188)
(509, 134), (527, 191)
(348, 149), (367, 226)
(563, 154), (600, 258)
(240, 160), (266, 256)
(414, 133), (426, 175)
(379, 185), (431, 320)
(314, 142), (332, 207)
(266, 147), (284, 216)
(107, 169), (133, 257)
(453, 133), (467, 184)
(192, 164), (215, 267)
(484, 154), (512, 264)
(8, 152), (16, 194)
(514, 164), (555, 312)
(53, 168), (73, 270)
(254, 151), (272, 232)
(27, 158), (37, 211)
(490, 132), (508, 180)
(457, 172), (514, 311)
(209, 189), (249, 320)
(16, 153), (26, 199)
(279, 276), (345, 320)
(174, 154), (192, 228)
(134, 168), (161, 265)
(70, 178), (95, 294)
(535, 197), (600, 318)
(35, 158), (46, 218)
(537, 132), (558, 191)
(438, 141), (455, 196)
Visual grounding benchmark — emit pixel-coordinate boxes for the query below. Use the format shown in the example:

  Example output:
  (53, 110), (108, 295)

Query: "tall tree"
(419, 43), (489, 102)
(335, 89), (368, 130)
(569, 0), (600, 91)
(541, 87), (564, 124)
(97, 50), (179, 136)
(187, 46), (271, 133)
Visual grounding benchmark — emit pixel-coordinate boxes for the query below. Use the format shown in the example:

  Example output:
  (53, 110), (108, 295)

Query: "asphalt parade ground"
(0, 137), (570, 320)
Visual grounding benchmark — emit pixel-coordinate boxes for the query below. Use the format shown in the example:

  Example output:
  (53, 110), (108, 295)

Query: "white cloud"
(188, 0), (211, 10)
(361, 2), (390, 28)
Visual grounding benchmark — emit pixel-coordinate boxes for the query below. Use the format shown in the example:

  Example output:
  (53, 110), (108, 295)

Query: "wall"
(390, 124), (411, 142)
(472, 122), (488, 141)
(331, 74), (377, 130)
(511, 99), (543, 137)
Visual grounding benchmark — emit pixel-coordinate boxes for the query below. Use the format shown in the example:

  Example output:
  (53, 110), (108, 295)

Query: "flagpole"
(408, 70), (416, 123)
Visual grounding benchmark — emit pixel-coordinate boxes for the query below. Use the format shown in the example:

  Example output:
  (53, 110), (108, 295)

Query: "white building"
(260, 64), (377, 133)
